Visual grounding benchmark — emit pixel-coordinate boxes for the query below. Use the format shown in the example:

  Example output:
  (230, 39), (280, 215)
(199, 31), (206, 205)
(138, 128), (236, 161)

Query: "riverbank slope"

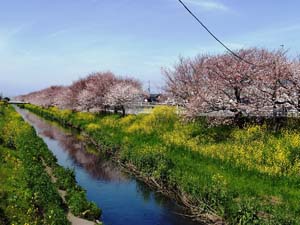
(23, 104), (300, 224)
(0, 104), (101, 224)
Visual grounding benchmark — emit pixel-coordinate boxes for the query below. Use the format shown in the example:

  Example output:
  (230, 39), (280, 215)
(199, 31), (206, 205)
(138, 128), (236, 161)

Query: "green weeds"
(0, 105), (101, 224)
(24, 104), (300, 224)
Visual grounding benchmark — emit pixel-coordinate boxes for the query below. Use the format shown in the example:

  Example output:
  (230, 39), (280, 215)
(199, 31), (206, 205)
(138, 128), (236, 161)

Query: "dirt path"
(42, 160), (99, 225)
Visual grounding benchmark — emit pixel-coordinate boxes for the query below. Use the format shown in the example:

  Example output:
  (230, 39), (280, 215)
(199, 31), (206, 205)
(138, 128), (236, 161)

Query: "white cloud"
(0, 23), (34, 52)
(185, 0), (229, 12)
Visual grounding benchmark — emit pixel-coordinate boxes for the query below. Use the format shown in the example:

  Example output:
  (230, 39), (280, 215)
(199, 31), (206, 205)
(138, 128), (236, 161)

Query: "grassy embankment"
(0, 103), (101, 225)
(23, 104), (300, 224)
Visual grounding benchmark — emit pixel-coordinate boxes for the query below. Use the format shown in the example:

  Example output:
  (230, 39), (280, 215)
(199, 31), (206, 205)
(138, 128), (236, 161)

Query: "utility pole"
(148, 80), (151, 94)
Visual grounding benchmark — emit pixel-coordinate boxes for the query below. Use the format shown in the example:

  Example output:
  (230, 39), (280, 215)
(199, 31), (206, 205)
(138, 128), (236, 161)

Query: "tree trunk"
(234, 87), (243, 127)
(234, 87), (241, 103)
(234, 111), (244, 128)
(121, 105), (125, 117)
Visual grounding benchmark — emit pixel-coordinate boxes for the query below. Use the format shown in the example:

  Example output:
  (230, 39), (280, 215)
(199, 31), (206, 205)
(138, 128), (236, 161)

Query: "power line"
(177, 0), (256, 66)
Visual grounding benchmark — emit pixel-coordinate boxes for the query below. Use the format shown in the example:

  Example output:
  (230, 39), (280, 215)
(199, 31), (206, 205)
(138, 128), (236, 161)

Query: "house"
(144, 94), (163, 103)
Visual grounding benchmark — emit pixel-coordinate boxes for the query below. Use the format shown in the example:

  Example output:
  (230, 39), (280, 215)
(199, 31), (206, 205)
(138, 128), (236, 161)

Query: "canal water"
(16, 107), (201, 225)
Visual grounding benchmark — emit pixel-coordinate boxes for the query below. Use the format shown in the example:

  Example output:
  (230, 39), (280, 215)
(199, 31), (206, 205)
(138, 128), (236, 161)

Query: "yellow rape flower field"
(0, 105), (101, 225)
(24, 104), (300, 224)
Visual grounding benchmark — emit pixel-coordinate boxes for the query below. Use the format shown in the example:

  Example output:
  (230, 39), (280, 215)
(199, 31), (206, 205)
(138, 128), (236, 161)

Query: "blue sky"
(1, 0), (300, 96)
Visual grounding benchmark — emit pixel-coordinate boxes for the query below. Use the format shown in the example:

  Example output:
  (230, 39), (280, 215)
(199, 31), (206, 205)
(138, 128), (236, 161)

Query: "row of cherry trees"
(17, 48), (300, 122)
(164, 48), (300, 122)
(17, 72), (143, 115)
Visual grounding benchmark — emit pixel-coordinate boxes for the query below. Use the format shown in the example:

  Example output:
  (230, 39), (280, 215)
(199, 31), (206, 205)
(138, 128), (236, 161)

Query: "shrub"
(66, 188), (101, 220)
(54, 167), (76, 190)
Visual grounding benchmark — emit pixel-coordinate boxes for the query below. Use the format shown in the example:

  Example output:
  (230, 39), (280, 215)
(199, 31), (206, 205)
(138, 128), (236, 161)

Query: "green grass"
(23, 104), (300, 224)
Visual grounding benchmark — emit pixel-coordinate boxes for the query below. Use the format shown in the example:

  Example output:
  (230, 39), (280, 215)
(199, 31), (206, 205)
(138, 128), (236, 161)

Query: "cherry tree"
(20, 89), (45, 106)
(75, 72), (118, 112)
(44, 86), (65, 107)
(164, 49), (261, 123)
(53, 87), (74, 109)
(163, 55), (209, 106)
(287, 57), (300, 113)
(19, 47), (300, 129)
(19, 71), (143, 113)
(164, 48), (295, 126)
(105, 81), (143, 116)
(254, 49), (294, 117)
(203, 49), (264, 124)
(68, 78), (89, 111)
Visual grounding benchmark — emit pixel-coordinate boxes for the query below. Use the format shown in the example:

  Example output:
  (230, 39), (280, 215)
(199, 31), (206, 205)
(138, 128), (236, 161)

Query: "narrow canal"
(16, 107), (201, 225)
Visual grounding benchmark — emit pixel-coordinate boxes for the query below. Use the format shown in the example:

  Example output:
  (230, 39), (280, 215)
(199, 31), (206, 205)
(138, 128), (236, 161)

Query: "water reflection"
(18, 108), (126, 182)
(16, 107), (202, 225)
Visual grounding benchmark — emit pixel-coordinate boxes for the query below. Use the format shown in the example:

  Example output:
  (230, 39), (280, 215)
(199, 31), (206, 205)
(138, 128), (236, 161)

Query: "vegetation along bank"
(22, 103), (300, 225)
(0, 103), (101, 225)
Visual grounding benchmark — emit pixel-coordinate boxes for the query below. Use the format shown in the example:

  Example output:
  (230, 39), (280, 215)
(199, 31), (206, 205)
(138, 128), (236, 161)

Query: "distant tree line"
(17, 72), (143, 116)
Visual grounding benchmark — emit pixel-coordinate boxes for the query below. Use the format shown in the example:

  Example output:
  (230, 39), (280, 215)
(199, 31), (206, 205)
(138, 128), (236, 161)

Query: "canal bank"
(0, 104), (101, 224)
(20, 104), (300, 225)
(16, 107), (202, 225)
